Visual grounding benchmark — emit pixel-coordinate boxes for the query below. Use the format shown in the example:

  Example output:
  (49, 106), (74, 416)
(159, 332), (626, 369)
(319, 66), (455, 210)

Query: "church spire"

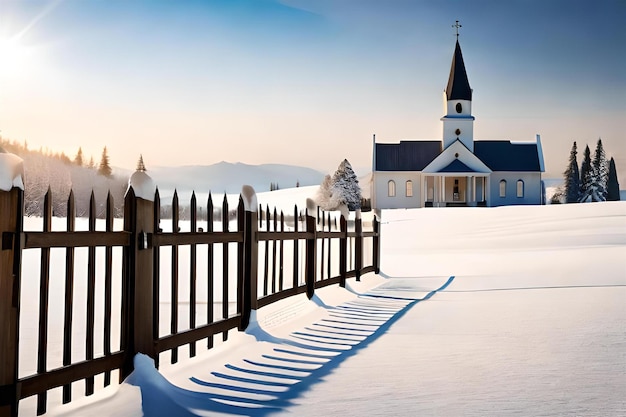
(445, 39), (472, 101)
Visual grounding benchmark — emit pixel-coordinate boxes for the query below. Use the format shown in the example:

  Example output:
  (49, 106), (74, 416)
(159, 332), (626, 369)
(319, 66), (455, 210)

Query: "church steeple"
(441, 27), (475, 152)
(446, 40), (472, 101)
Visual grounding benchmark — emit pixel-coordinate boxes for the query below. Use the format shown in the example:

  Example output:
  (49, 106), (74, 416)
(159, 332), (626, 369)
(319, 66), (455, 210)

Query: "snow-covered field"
(21, 199), (626, 416)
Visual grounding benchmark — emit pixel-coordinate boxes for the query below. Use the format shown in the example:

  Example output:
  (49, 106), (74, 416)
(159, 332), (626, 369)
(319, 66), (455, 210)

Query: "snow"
(0, 150), (24, 191)
(127, 169), (156, 201)
(19, 194), (626, 416)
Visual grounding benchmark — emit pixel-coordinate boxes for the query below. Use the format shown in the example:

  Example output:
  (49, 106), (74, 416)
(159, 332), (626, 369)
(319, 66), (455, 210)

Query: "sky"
(0, 0), (624, 180)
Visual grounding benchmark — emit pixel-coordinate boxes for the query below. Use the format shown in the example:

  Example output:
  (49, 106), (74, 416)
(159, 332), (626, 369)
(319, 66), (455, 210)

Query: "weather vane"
(452, 20), (462, 39)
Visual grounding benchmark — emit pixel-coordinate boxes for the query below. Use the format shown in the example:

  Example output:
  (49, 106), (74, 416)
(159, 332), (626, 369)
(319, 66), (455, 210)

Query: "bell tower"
(441, 21), (475, 152)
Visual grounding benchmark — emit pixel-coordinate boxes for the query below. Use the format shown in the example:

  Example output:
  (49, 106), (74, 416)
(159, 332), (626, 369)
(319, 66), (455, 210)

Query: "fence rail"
(0, 182), (380, 417)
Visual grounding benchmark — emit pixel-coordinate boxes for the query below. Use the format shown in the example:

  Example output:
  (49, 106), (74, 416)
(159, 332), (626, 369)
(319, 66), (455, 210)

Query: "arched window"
(499, 180), (507, 198)
(405, 180), (413, 197)
(517, 180), (524, 198)
(388, 180), (396, 197)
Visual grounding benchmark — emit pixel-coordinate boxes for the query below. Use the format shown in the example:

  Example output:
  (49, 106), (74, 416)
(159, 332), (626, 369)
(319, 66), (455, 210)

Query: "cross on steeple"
(452, 20), (462, 39)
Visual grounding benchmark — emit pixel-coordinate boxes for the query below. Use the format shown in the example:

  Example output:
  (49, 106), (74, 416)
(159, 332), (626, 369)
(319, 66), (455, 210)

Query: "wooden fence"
(0, 183), (380, 416)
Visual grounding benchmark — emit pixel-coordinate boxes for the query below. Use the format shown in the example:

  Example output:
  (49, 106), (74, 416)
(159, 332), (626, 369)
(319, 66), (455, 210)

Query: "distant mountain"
(148, 162), (325, 195)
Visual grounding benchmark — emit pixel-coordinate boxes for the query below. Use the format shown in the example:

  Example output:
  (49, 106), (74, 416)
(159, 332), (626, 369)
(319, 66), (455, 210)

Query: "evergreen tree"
(331, 159), (361, 211)
(97, 146), (112, 177)
(315, 174), (334, 209)
(88, 156), (95, 169)
(607, 157), (621, 201)
(74, 147), (84, 166)
(592, 138), (608, 200)
(563, 141), (581, 203)
(580, 144), (605, 202)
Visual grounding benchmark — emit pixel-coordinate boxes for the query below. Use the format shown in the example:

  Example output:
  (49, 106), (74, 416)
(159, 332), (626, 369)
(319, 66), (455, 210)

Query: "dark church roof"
(375, 141), (441, 171)
(375, 140), (541, 172)
(446, 41), (472, 101)
(439, 159), (475, 173)
(474, 141), (542, 171)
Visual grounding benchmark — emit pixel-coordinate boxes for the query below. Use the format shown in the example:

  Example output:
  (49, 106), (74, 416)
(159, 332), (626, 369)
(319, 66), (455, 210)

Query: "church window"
(517, 180), (524, 198)
(499, 180), (507, 197)
(388, 180), (396, 197)
(406, 180), (413, 197)
(455, 103), (462, 113)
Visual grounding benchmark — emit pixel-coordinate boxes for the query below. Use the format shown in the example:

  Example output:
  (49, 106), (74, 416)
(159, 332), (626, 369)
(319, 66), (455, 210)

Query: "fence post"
(373, 209), (381, 274)
(0, 185), (23, 417)
(305, 199), (317, 299)
(339, 207), (348, 288)
(121, 170), (156, 379)
(240, 186), (258, 330)
(354, 209), (362, 281)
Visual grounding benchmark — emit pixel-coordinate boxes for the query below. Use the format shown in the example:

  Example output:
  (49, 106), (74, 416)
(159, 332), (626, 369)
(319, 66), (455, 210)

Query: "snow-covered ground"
(21, 200), (626, 416)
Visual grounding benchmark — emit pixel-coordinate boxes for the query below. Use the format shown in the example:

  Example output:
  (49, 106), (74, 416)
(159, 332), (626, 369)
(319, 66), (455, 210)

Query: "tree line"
(556, 138), (620, 203)
(0, 138), (125, 217)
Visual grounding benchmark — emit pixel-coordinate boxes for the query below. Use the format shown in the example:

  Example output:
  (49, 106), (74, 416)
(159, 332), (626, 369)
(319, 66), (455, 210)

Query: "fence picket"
(189, 192), (197, 358)
(36, 188), (52, 415)
(62, 191), (75, 403)
(206, 193), (214, 349)
(171, 191), (179, 364)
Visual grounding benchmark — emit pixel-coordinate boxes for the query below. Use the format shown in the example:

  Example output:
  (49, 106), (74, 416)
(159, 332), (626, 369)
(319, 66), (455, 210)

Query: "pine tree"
(88, 156), (95, 169)
(74, 147), (84, 166)
(592, 138), (608, 200)
(563, 141), (581, 203)
(580, 145), (599, 203)
(97, 146), (112, 177)
(331, 159), (361, 211)
(607, 157), (621, 201)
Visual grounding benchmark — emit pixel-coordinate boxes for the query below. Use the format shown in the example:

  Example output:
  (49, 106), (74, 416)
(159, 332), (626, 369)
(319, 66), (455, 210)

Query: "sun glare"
(0, 36), (35, 80)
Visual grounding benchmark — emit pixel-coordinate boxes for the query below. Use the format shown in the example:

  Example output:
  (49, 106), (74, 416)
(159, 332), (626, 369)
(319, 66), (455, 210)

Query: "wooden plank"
(0, 188), (23, 417)
(314, 276), (341, 289)
(221, 196), (229, 342)
(152, 189), (161, 369)
(236, 198), (244, 320)
(103, 193), (114, 387)
(156, 316), (241, 353)
(292, 205), (299, 289)
(19, 353), (125, 399)
(37, 188), (52, 415)
(206, 194), (214, 350)
(85, 192), (96, 396)
(152, 231), (243, 246)
(62, 190), (75, 403)
(189, 193), (197, 358)
(23, 231), (130, 249)
(257, 231), (314, 241)
(170, 191), (179, 364)
(263, 206), (269, 296)
(257, 286), (306, 309)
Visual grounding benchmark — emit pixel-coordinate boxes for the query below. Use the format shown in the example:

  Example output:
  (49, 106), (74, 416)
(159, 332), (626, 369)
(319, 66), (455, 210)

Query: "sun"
(0, 36), (31, 79)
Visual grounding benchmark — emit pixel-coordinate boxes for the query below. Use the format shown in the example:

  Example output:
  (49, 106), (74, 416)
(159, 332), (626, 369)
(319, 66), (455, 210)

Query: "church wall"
(372, 171), (422, 209)
(489, 172), (543, 207)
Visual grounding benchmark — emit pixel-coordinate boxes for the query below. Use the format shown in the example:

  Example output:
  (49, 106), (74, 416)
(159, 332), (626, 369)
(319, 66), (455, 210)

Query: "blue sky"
(0, 0), (624, 180)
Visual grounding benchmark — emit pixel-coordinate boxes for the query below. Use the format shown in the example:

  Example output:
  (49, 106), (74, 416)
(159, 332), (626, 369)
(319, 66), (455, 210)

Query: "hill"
(147, 162), (324, 195)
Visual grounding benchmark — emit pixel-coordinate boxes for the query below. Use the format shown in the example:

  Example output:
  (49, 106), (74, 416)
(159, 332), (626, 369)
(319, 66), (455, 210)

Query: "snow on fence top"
(0, 149), (24, 191)
(127, 169), (156, 201)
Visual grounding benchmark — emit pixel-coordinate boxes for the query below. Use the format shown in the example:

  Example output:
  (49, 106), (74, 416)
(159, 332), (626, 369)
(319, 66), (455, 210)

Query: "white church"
(371, 36), (545, 209)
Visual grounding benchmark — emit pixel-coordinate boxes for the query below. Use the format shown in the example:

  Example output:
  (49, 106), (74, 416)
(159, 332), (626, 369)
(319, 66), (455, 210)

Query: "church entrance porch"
(423, 174), (490, 207)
